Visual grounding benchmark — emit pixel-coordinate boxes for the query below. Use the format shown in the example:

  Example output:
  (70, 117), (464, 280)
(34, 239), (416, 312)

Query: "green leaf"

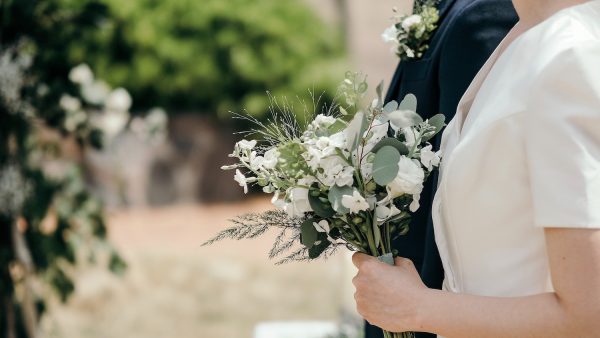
(422, 114), (446, 142)
(371, 137), (409, 155)
(308, 188), (336, 218)
(328, 185), (354, 214)
(301, 218), (319, 248)
(399, 94), (418, 112)
(327, 119), (348, 134)
(387, 109), (423, 129)
(375, 81), (384, 108)
(345, 111), (368, 151)
(372, 146), (401, 186)
(308, 232), (331, 259)
(373, 221), (381, 249)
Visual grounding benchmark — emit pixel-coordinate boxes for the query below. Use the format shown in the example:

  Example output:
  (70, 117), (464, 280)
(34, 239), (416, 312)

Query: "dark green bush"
(71, 0), (346, 118)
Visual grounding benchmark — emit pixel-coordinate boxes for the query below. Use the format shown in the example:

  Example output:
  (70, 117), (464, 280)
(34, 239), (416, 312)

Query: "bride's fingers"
(352, 252), (372, 268)
(395, 256), (415, 270)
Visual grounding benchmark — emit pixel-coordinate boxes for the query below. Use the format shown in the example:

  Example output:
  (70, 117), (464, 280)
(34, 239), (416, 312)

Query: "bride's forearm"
(415, 289), (582, 338)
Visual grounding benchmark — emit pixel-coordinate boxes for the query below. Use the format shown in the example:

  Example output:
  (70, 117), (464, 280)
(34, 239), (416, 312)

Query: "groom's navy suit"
(366, 0), (517, 337)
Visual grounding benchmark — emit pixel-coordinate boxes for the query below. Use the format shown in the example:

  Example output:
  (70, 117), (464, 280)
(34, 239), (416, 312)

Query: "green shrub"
(71, 0), (346, 118)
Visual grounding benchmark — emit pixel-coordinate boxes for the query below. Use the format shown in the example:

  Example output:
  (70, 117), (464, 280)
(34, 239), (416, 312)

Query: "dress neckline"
(455, 0), (600, 137)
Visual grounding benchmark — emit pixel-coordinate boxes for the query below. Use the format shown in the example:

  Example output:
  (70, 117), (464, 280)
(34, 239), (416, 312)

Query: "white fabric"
(253, 321), (337, 338)
(432, 0), (600, 319)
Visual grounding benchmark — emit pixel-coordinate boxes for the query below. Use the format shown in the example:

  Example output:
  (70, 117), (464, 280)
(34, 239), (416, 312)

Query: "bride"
(351, 0), (600, 336)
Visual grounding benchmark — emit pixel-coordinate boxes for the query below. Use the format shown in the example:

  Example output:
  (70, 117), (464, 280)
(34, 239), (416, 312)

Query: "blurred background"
(0, 0), (410, 337)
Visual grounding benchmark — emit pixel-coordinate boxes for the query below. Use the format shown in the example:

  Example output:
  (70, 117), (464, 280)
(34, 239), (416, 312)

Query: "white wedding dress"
(432, 1), (600, 333)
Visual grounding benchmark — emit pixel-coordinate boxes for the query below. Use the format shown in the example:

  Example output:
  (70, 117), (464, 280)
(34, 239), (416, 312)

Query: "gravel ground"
(42, 199), (357, 338)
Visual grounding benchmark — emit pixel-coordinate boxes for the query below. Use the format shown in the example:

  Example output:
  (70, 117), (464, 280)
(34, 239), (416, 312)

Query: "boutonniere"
(382, 0), (440, 61)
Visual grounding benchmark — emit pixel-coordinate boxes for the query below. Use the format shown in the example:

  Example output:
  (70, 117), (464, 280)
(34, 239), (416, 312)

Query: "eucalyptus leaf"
(422, 114), (447, 142)
(428, 114), (446, 130)
(308, 232), (331, 259)
(328, 185), (354, 214)
(375, 81), (384, 108)
(399, 93), (418, 111)
(344, 111), (368, 151)
(372, 146), (401, 186)
(371, 137), (409, 155)
(387, 109), (423, 129)
(300, 218), (319, 248)
(327, 119), (348, 134)
(308, 186), (336, 218)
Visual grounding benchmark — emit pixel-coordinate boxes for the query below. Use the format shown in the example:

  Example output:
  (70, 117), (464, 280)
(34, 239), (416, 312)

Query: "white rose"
(401, 14), (423, 31)
(69, 64), (94, 85)
(382, 24), (399, 43)
(387, 156), (425, 198)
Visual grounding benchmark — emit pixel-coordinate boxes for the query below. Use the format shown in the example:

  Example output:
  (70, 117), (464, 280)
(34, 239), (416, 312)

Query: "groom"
(365, 0), (518, 337)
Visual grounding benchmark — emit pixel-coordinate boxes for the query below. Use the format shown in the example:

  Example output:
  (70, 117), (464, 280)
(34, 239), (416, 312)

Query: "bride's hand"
(352, 252), (429, 332)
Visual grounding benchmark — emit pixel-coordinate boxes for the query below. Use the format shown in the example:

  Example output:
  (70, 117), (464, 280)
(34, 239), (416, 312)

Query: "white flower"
(314, 220), (330, 234)
(409, 195), (420, 212)
(261, 148), (279, 170)
(314, 220), (337, 243)
(64, 111), (87, 132)
(406, 47), (415, 58)
(312, 114), (336, 129)
(69, 64), (94, 85)
(341, 190), (370, 214)
(420, 144), (441, 171)
(105, 88), (132, 112)
(387, 156), (425, 198)
(59, 94), (81, 112)
(376, 203), (402, 221)
(318, 159), (354, 187)
(362, 119), (389, 154)
(401, 14), (423, 31)
(94, 110), (129, 141)
(285, 187), (312, 218)
(234, 169), (248, 194)
(382, 24), (399, 43)
(236, 139), (257, 151)
(402, 127), (417, 148)
(81, 80), (110, 105)
(146, 107), (168, 128)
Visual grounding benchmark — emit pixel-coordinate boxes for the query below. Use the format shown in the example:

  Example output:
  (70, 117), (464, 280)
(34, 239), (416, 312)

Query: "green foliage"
(72, 0), (345, 118)
(1, 1), (126, 337)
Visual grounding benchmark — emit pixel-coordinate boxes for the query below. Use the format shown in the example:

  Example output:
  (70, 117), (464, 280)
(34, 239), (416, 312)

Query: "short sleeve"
(525, 42), (600, 228)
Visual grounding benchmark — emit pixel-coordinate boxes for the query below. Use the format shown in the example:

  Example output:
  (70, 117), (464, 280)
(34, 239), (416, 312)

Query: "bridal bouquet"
(204, 72), (444, 338)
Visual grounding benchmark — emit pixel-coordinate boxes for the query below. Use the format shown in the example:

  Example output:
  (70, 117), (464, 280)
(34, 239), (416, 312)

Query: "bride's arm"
(352, 228), (600, 337)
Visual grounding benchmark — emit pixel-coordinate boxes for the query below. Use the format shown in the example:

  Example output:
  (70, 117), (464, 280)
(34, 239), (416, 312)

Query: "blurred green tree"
(1, 1), (127, 337)
(73, 0), (346, 118)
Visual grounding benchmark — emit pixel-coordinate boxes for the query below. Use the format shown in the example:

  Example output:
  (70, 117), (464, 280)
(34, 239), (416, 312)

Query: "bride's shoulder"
(521, 0), (600, 61)
(520, 2), (600, 75)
